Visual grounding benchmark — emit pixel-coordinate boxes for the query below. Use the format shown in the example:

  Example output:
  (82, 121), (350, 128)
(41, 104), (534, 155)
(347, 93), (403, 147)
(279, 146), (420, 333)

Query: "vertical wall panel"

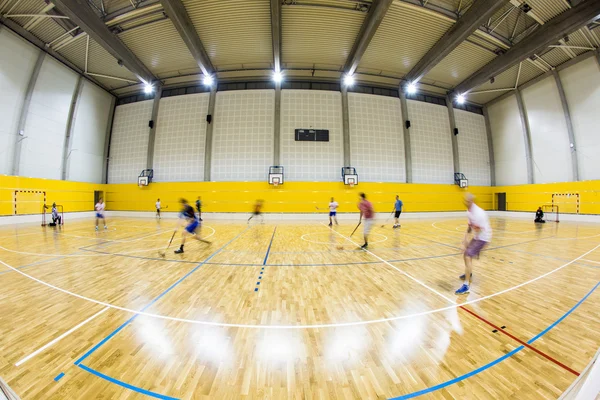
(211, 90), (274, 181)
(559, 57), (600, 181)
(521, 76), (571, 184)
(281, 90), (343, 181)
(455, 110), (491, 186)
(19, 57), (78, 180)
(407, 100), (454, 184)
(68, 81), (114, 183)
(107, 100), (153, 184)
(154, 93), (209, 182)
(0, 29), (39, 175)
(348, 93), (405, 183)
(488, 94), (528, 186)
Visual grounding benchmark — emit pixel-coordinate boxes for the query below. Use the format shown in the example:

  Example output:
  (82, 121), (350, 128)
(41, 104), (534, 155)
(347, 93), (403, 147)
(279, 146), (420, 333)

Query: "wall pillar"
(102, 96), (117, 184)
(552, 69), (579, 181)
(61, 76), (84, 180)
(596, 47), (600, 67)
(514, 88), (534, 184)
(445, 95), (460, 174)
(204, 85), (217, 181)
(12, 50), (45, 176)
(146, 84), (162, 170)
(399, 90), (412, 183)
(341, 85), (351, 166)
(482, 106), (496, 186)
(273, 83), (281, 165)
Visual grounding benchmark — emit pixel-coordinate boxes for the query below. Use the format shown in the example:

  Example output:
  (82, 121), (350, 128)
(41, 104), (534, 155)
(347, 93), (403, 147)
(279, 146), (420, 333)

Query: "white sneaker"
(95, 226), (98, 231)
(104, 225), (108, 230)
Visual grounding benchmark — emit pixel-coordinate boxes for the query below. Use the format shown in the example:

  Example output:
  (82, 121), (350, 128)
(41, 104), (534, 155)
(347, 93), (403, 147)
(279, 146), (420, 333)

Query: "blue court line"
(74, 227), (249, 366)
(389, 280), (600, 399)
(263, 227), (277, 266)
(78, 365), (178, 400)
(53, 372), (65, 382)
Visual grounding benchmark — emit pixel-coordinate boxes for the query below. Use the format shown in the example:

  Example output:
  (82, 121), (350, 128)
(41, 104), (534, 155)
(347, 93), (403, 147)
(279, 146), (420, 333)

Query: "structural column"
(146, 84), (163, 170)
(61, 76), (84, 180)
(204, 85), (217, 181)
(552, 70), (579, 181)
(102, 96), (117, 184)
(596, 47), (600, 67)
(445, 95), (460, 174)
(514, 88), (534, 184)
(273, 83), (281, 165)
(482, 106), (496, 186)
(12, 50), (45, 176)
(399, 90), (412, 183)
(341, 86), (351, 166)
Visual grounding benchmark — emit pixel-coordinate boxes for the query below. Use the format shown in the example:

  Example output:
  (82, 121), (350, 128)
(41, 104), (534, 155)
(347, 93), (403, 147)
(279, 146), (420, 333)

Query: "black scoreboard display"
(295, 129), (329, 142)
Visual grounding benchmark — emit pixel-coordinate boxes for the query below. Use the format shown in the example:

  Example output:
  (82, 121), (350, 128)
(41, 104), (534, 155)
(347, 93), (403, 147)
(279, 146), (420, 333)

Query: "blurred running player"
(358, 193), (375, 249)
(248, 199), (264, 224)
(174, 198), (210, 254)
(95, 198), (107, 231)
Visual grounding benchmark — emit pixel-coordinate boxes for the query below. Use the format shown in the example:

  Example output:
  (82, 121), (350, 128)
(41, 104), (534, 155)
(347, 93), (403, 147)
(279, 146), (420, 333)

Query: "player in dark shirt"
(195, 196), (202, 221)
(534, 206), (545, 223)
(174, 198), (210, 254)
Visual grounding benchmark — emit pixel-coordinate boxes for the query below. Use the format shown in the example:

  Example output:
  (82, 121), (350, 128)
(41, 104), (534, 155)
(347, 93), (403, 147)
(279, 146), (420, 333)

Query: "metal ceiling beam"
(159, 0), (214, 76)
(51, 0), (156, 83)
(454, 0), (600, 95)
(404, 0), (508, 83)
(343, 0), (393, 76)
(270, 0), (282, 72)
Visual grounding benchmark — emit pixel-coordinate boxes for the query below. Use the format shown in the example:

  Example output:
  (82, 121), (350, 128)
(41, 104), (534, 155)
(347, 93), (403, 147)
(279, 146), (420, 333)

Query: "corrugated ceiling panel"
(489, 6), (537, 42)
(360, 3), (454, 76)
(468, 90), (512, 104)
(525, 0), (569, 22)
(468, 60), (543, 103)
(101, 0), (137, 15)
(425, 39), (496, 87)
(567, 30), (596, 49)
(88, 38), (139, 81)
(428, 0), (474, 13)
(29, 18), (67, 45)
(56, 35), (88, 71)
(539, 47), (572, 67)
(183, 0), (272, 70)
(119, 19), (199, 78)
(282, 6), (365, 70)
(2, 0), (45, 14)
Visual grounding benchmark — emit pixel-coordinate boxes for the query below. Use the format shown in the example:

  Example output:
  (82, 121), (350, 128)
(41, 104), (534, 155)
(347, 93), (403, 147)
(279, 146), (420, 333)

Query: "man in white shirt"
(156, 198), (161, 219)
(95, 198), (107, 231)
(456, 193), (492, 295)
(328, 197), (339, 226)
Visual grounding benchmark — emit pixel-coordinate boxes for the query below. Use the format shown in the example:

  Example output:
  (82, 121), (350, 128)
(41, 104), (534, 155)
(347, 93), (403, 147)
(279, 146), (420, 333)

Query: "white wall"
(0, 29), (39, 176)
(107, 100), (153, 184)
(211, 90), (274, 181)
(348, 93), (405, 182)
(281, 90), (343, 181)
(455, 109), (491, 186)
(487, 94), (528, 186)
(19, 57), (78, 180)
(521, 76), (572, 183)
(154, 93), (209, 182)
(68, 80), (114, 183)
(407, 100), (454, 184)
(559, 57), (600, 181)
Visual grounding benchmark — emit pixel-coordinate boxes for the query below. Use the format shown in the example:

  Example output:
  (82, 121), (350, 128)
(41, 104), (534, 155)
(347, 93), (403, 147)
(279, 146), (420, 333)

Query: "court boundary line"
(389, 281), (599, 399)
(0, 241), (597, 328)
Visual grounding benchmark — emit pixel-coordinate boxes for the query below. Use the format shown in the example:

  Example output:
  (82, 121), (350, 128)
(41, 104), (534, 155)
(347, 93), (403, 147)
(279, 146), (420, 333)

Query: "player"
(95, 198), (107, 231)
(393, 195), (403, 229)
(455, 193), (492, 295)
(534, 206), (545, 223)
(195, 196), (203, 221)
(51, 203), (61, 226)
(174, 198), (210, 254)
(248, 199), (264, 224)
(358, 193), (375, 249)
(328, 197), (339, 226)
(156, 198), (161, 219)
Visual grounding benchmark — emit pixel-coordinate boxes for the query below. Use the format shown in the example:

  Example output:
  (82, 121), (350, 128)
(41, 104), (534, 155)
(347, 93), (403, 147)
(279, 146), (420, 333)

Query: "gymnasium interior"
(1, 0), (600, 398)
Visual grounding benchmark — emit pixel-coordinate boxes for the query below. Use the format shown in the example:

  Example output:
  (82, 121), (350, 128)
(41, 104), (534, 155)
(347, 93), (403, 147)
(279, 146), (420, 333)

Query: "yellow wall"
(492, 180), (600, 214)
(105, 182), (491, 213)
(0, 175), (102, 216)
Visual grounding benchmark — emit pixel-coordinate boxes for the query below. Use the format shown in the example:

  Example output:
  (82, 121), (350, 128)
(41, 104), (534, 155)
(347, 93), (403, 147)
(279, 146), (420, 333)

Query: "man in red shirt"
(358, 193), (375, 249)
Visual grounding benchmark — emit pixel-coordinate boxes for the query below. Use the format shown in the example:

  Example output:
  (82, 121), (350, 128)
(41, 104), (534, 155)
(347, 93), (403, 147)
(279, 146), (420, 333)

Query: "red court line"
(459, 305), (580, 376)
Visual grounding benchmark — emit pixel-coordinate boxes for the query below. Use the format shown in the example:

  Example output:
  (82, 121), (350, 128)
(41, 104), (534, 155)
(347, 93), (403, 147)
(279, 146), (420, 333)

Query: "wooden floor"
(0, 216), (599, 399)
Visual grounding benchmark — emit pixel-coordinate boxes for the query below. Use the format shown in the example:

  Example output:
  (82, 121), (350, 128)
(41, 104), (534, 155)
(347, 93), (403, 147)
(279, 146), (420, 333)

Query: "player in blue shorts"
(174, 198), (210, 254)
(328, 197), (339, 226)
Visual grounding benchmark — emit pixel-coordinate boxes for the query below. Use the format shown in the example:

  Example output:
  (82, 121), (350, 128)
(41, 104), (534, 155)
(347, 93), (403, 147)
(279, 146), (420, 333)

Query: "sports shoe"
(95, 226), (98, 231)
(459, 273), (473, 280)
(328, 222), (332, 227)
(174, 248), (184, 254)
(455, 284), (470, 295)
(361, 243), (368, 249)
(104, 225), (108, 230)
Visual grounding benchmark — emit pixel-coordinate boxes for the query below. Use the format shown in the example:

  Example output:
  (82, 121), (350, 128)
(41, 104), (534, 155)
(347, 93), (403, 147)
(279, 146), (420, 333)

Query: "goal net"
(541, 205), (559, 223)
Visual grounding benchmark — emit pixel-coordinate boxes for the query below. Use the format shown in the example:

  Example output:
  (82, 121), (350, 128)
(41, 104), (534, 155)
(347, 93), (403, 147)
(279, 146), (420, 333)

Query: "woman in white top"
(156, 198), (161, 219)
(328, 197), (339, 226)
(95, 198), (107, 231)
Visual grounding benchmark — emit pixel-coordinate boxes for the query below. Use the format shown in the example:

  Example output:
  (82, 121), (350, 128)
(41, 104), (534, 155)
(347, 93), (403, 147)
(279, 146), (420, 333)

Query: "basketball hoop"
(272, 177), (280, 187)
(348, 178), (355, 188)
